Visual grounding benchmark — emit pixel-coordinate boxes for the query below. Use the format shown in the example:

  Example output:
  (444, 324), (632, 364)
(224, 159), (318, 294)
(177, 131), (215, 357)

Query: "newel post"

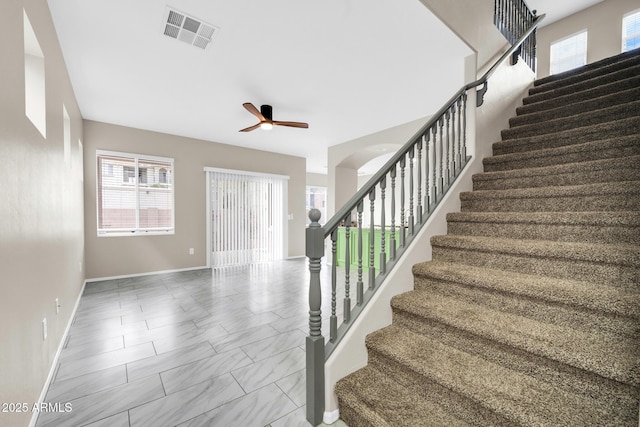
(306, 209), (325, 426)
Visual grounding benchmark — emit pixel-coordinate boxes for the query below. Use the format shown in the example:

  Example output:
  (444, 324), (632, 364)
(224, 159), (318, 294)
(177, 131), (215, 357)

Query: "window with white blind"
(623, 10), (640, 52)
(96, 151), (174, 236)
(550, 31), (587, 75)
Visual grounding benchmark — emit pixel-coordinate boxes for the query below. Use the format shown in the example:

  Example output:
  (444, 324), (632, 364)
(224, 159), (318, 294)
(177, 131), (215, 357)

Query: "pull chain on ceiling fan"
(239, 103), (309, 132)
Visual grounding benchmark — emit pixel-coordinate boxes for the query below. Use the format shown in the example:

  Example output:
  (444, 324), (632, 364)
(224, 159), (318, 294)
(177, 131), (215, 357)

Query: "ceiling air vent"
(163, 7), (218, 50)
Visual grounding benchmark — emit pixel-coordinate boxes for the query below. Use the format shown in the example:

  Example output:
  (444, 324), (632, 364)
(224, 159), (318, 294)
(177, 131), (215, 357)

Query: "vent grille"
(163, 7), (218, 50)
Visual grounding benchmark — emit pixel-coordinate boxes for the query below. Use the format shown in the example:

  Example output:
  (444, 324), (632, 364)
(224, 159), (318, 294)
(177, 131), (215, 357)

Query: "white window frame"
(550, 30), (588, 75)
(622, 9), (640, 52)
(96, 150), (175, 237)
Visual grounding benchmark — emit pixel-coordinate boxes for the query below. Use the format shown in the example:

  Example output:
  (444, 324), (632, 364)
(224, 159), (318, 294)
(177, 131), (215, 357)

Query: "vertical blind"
(208, 168), (288, 267)
(97, 151), (174, 235)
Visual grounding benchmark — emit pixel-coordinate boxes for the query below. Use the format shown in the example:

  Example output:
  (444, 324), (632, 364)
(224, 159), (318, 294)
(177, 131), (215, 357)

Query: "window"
(623, 10), (640, 52)
(550, 31), (587, 75)
(24, 10), (46, 138)
(159, 168), (168, 184)
(306, 186), (327, 225)
(97, 151), (174, 236)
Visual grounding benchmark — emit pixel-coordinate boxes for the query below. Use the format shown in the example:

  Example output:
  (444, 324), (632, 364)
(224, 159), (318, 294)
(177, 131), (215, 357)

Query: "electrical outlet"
(42, 318), (47, 340)
(189, 248), (194, 255)
(55, 298), (60, 315)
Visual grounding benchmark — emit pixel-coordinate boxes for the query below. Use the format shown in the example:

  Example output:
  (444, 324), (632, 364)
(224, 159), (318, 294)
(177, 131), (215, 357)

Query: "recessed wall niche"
(63, 105), (71, 166)
(24, 10), (46, 138)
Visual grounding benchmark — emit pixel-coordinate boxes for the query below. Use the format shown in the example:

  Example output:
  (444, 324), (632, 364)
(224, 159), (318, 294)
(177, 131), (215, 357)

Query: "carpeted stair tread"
(482, 136), (640, 173)
(510, 85), (640, 128)
(389, 292), (640, 388)
(460, 180), (640, 213)
(334, 365), (470, 427)
(478, 154), (640, 189)
(412, 259), (640, 321)
(430, 234), (640, 286)
(430, 234), (640, 269)
(501, 99), (640, 140)
(365, 324), (636, 426)
(492, 116), (640, 155)
(530, 48), (640, 93)
(411, 261), (639, 341)
(445, 211), (640, 244)
(519, 73), (640, 115)
(446, 211), (640, 229)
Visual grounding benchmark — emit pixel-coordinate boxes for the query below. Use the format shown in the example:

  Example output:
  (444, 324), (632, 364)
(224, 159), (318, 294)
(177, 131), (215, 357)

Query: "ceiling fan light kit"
(240, 103), (309, 132)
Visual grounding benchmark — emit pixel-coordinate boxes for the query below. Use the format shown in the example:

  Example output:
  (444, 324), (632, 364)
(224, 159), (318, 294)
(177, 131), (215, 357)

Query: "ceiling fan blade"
(273, 121), (309, 129)
(239, 122), (261, 132)
(243, 103), (266, 121)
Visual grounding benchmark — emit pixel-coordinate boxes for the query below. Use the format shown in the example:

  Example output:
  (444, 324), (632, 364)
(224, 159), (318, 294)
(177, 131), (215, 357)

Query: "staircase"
(334, 49), (640, 426)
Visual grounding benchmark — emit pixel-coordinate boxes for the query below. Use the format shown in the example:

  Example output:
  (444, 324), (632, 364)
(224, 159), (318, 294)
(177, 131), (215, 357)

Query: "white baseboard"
(323, 409), (340, 425)
(30, 279), (87, 427)
(85, 265), (209, 283)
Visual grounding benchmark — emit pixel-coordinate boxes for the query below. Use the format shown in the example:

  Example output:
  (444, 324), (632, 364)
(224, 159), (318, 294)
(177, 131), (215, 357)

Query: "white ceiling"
(47, 0), (601, 175)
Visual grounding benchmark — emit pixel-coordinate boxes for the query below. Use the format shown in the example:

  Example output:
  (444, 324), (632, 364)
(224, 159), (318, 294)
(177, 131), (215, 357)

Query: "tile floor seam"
(38, 260), (339, 426)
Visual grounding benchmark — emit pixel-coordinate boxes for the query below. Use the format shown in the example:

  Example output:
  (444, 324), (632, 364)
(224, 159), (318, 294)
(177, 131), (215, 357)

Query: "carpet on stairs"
(335, 48), (640, 427)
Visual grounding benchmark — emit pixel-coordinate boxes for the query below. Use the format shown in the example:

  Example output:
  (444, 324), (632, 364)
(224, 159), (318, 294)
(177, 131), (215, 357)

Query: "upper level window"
(623, 10), (640, 52)
(97, 150), (174, 236)
(550, 31), (587, 75)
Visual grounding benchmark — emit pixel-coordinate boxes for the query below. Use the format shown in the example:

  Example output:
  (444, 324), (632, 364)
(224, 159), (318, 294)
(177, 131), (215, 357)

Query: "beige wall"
(0, 1), (85, 426)
(83, 120), (306, 279)
(537, 0), (639, 78)
(418, 0), (509, 69)
(326, 117), (426, 219)
(306, 173), (328, 188)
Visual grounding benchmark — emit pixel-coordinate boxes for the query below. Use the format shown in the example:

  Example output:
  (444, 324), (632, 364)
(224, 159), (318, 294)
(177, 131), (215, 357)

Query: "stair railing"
(494, 0), (538, 72)
(305, 11), (545, 426)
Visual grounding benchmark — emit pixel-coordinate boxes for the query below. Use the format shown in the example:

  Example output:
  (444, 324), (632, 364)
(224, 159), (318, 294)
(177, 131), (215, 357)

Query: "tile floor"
(36, 259), (351, 427)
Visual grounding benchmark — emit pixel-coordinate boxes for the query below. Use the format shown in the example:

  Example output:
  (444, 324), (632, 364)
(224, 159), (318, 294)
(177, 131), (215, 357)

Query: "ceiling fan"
(239, 103), (309, 132)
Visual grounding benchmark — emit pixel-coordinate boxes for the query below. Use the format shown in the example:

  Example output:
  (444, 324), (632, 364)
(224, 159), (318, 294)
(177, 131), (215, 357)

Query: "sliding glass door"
(206, 168), (288, 268)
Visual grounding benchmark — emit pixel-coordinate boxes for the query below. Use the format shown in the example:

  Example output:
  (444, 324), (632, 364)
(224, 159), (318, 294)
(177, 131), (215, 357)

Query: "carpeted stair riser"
(389, 292), (640, 387)
(364, 348), (517, 427)
(365, 325), (636, 426)
(510, 85), (640, 128)
(412, 273), (639, 339)
(460, 181), (640, 213)
(483, 136), (640, 173)
(412, 261), (640, 320)
(446, 211), (640, 245)
(492, 116), (640, 155)
(529, 49), (640, 94)
(387, 312), (640, 423)
(501, 100), (640, 140)
(479, 154), (640, 189)
(430, 235), (640, 286)
(519, 72), (640, 116)
(334, 366), (468, 427)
